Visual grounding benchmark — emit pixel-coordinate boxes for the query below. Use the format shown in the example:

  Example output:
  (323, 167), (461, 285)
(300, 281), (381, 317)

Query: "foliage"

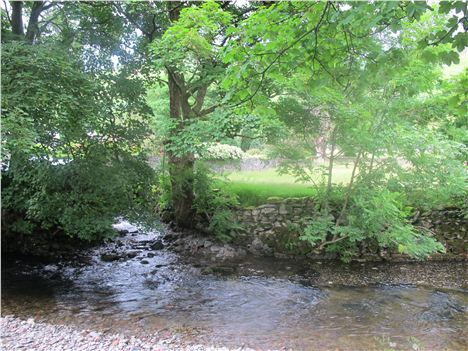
(1, 41), (156, 241)
(1, 0), (466, 258)
(244, 148), (269, 159)
(154, 160), (173, 213)
(2, 154), (156, 241)
(300, 189), (445, 262)
(153, 1), (231, 68)
(148, 1), (235, 157)
(192, 163), (241, 242)
(217, 2), (467, 261)
(432, 68), (468, 149)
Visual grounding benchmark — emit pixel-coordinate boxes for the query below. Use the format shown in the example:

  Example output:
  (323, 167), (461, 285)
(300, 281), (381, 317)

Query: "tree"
(150, 1), (241, 228)
(147, 0), (467, 232)
(1, 2), (157, 243)
(2, 0), (466, 252)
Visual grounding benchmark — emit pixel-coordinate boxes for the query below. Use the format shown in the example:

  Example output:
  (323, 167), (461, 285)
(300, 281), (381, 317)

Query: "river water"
(2, 225), (467, 350)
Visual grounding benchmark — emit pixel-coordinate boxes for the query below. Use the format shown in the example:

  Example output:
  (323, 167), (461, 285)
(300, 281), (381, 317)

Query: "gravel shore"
(0, 316), (256, 351)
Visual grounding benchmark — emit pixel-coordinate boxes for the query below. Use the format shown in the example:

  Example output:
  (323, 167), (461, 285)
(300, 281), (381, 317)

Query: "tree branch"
(197, 103), (220, 117)
(2, 0), (11, 24)
(192, 85), (207, 114)
(229, 2), (331, 109)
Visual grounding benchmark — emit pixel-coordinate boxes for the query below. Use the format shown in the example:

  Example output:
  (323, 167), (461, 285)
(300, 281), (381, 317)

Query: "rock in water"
(100, 253), (121, 262)
(151, 241), (164, 250)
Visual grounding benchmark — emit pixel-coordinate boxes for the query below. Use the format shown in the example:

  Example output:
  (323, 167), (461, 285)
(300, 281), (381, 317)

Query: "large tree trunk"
(166, 75), (196, 228)
(166, 3), (195, 228)
(25, 1), (45, 43)
(10, 1), (47, 43)
(11, 1), (24, 36)
(168, 153), (195, 229)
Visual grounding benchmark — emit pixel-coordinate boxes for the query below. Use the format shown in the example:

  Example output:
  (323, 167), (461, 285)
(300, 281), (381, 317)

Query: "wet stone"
(100, 253), (122, 262)
(151, 241), (164, 250)
(125, 251), (139, 259)
(211, 266), (236, 275)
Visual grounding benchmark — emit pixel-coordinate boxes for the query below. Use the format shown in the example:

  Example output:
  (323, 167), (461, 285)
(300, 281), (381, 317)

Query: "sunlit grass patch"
(220, 164), (354, 206)
(225, 181), (316, 207)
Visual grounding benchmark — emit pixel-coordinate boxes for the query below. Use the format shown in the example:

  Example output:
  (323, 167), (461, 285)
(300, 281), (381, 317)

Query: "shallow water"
(2, 226), (467, 350)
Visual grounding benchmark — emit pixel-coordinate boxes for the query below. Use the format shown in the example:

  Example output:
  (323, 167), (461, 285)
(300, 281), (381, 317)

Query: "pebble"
(1, 316), (259, 351)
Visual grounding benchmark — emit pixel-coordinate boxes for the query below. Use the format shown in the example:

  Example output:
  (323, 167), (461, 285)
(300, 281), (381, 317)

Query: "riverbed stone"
(126, 251), (140, 259)
(151, 241), (164, 250)
(100, 253), (122, 262)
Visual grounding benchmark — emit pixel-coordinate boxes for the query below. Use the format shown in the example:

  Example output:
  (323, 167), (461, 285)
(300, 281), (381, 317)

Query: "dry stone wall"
(232, 197), (318, 257)
(415, 208), (467, 256)
(232, 198), (467, 260)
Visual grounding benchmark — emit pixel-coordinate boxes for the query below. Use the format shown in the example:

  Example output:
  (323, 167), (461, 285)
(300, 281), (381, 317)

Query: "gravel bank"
(0, 316), (257, 351)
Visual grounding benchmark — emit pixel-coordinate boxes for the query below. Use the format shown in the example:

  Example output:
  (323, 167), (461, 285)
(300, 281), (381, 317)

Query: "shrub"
(196, 143), (245, 160)
(300, 188), (445, 262)
(1, 42), (157, 242)
(193, 163), (242, 241)
(2, 154), (157, 241)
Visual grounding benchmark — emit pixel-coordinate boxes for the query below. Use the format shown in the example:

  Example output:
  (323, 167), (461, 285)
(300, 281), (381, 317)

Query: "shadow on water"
(2, 226), (467, 350)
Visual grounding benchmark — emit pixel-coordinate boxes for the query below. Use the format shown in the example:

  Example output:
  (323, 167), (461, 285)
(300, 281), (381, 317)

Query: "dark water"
(2, 225), (467, 350)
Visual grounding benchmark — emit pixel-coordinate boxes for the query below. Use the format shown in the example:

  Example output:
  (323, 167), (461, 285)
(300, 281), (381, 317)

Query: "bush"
(300, 187), (445, 262)
(193, 163), (242, 241)
(1, 41), (157, 242)
(196, 143), (245, 160)
(2, 154), (157, 241)
(244, 148), (269, 159)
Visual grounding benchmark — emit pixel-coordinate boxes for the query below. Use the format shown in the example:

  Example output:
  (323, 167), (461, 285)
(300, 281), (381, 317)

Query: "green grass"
(226, 182), (317, 207)
(219, 166), (354, 207)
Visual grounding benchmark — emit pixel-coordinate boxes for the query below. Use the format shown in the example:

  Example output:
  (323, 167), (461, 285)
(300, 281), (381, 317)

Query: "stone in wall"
(233, 197), (316, 256)
(415, 208), (467, 256)
(233, 198), (467, 260)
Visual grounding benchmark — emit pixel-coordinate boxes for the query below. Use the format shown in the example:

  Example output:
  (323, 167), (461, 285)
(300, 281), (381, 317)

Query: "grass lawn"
(220, 165), (354, 207)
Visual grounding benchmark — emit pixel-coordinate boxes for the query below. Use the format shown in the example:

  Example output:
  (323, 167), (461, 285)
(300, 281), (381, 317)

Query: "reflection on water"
(2, 229), (467, 350)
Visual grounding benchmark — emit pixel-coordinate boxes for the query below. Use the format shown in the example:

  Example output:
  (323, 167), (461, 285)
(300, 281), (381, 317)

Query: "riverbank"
(186, 256), (468, 289)
(164, 228), (467, 289)
(0, 316), (251, 351)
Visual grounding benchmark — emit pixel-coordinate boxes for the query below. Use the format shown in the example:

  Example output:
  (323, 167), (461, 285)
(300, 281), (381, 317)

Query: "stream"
(2, 223), (467, 350)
